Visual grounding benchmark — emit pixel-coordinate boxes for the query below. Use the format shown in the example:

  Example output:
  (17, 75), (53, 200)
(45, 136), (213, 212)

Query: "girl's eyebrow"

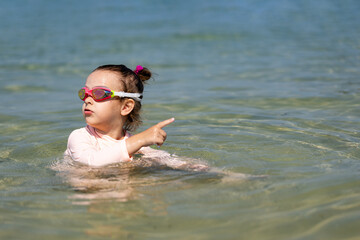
(85, 85), (110, 89)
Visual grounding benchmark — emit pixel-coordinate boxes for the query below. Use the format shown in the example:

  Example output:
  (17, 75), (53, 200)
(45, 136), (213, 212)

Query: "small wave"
(1, 84), (51, 93)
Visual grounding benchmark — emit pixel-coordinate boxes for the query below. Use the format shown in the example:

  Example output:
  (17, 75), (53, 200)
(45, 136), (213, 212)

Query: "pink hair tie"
(134, 65), (143, 75)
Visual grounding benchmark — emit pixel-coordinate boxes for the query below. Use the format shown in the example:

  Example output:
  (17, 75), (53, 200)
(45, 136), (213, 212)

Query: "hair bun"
(136, 67), (152, 82)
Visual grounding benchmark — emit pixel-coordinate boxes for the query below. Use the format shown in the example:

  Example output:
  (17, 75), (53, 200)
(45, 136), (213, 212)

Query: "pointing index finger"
(157, 118), (175, 129)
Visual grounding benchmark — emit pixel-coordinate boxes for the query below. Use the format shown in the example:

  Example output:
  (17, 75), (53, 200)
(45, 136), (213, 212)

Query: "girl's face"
(82, 70), (126, 134)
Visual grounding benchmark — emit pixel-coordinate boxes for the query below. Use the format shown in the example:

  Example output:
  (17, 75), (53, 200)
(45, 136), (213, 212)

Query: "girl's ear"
(120, 99), (135, 116)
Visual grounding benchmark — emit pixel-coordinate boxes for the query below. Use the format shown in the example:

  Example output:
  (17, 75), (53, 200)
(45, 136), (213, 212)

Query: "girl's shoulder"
(68, 125), (96, 139)
(67, 126), (101, 147)
(69, 125), (130, 142)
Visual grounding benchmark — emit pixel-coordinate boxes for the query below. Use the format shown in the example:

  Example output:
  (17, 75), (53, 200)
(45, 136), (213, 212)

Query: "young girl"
(64, 64), (207, 170)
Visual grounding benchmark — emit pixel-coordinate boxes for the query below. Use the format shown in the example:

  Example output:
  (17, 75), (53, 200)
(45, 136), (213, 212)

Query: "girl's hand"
(126, 118), (175, 155)
(141, 118), (175, 147)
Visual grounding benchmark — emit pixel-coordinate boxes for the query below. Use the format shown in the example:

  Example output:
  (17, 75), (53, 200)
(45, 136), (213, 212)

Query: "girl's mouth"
(84, 109), (93, 115)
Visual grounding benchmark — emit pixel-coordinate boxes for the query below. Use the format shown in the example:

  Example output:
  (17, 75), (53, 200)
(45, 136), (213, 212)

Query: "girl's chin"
(84, 119), (96, 127)
(85, 121), (102, 130)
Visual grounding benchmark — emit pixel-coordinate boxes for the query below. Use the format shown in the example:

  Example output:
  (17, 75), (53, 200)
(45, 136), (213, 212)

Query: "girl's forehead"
(85, 70), (122, 89)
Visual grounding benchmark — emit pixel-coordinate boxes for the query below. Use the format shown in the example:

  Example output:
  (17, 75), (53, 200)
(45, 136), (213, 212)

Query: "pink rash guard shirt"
(64, 125), (132, 167)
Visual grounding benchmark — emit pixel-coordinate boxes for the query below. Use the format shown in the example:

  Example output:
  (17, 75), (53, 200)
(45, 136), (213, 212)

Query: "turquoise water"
(1, 0), (360, 239)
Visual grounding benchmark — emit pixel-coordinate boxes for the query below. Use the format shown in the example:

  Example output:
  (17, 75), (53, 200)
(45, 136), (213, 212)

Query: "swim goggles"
(78, 87), (142, 102)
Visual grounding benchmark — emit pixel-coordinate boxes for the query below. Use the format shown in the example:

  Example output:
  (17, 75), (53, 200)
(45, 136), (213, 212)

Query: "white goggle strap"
(113, 91), (143, 102)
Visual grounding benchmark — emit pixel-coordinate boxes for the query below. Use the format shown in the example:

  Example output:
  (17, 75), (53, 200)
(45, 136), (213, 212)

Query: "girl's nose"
(84, 96), (94, 104)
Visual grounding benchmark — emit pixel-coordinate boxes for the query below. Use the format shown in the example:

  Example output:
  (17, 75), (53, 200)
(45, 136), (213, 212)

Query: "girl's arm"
(137, 147), (209, 171)
(137, 146), (186, 169)
(125, 118), (175, 155)
(126, 118), (208, 171)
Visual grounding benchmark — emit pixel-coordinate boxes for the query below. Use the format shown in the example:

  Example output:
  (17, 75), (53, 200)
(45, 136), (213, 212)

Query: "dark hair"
(93, 64), (152, 132)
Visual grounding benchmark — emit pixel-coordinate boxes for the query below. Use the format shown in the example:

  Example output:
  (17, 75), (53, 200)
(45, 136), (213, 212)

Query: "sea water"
(1, 0), (360, 239)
